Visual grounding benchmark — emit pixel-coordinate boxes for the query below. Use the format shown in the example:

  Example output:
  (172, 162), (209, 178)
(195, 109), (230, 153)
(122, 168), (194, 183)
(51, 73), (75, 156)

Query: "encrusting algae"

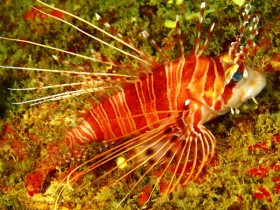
(0, 0), (280, 209)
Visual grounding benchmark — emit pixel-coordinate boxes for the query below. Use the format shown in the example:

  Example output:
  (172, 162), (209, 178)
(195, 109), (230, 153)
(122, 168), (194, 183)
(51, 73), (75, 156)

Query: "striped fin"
(94, 13), (156, 66)
(141, 30), (171, 63)
(61, 115), (216, 206)
(229, 4), (260, 64)
(5, 63), (134, 105)
(188, 2), (215, 57)
(35, 1), (152, 67)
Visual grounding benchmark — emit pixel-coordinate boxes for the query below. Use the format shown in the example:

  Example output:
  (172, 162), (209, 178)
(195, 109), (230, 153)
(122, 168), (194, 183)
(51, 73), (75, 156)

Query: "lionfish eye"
(232, 71), (243, 82)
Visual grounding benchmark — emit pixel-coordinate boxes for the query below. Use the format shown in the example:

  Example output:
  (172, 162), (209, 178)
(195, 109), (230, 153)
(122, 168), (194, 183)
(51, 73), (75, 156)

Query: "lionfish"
(0, 0), (266, 208)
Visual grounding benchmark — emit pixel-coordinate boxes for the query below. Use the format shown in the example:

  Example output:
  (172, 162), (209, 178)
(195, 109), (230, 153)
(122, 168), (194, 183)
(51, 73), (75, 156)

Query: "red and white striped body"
(65, 54), (265, 149)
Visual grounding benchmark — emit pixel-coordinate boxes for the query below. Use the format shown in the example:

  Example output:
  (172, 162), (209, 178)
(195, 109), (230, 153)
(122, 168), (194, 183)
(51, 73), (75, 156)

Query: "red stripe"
(203, 59), (215, 106)
(152, 67), (170, 118)
(84, 112), (104, 141)
(98, 99), (123, 138)
(221, 82), (235, 104)
(124, 81), (148, 130)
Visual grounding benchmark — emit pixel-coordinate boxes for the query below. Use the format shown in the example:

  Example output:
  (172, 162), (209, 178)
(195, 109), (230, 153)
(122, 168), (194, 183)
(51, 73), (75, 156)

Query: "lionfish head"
(218, 54), (266, 111)
(216, 4), (266, 114)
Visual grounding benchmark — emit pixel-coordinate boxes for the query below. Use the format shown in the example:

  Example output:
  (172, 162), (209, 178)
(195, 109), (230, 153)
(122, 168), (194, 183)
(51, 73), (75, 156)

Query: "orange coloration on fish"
(0, 0), (266, 208)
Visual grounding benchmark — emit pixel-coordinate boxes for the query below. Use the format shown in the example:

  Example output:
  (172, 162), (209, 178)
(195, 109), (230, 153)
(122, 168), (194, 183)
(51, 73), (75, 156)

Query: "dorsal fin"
(189, 2), (215, 57)
(228, 4), (259, 64)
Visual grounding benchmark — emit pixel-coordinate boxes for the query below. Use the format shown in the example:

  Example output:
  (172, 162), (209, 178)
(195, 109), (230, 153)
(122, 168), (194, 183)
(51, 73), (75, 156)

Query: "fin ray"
(62, 116), (216, 204)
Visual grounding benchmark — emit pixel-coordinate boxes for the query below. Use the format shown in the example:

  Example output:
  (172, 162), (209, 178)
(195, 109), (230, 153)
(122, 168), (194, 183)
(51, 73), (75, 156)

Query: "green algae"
(0, 0), (279, 209)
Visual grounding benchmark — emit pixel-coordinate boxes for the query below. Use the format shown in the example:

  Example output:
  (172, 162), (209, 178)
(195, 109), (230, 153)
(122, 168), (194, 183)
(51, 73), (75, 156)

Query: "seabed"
(0, 0), (279, 209)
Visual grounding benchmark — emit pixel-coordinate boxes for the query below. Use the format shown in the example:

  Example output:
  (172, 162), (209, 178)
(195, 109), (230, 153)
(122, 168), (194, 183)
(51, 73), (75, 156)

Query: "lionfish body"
(1, 0), (266, 206)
